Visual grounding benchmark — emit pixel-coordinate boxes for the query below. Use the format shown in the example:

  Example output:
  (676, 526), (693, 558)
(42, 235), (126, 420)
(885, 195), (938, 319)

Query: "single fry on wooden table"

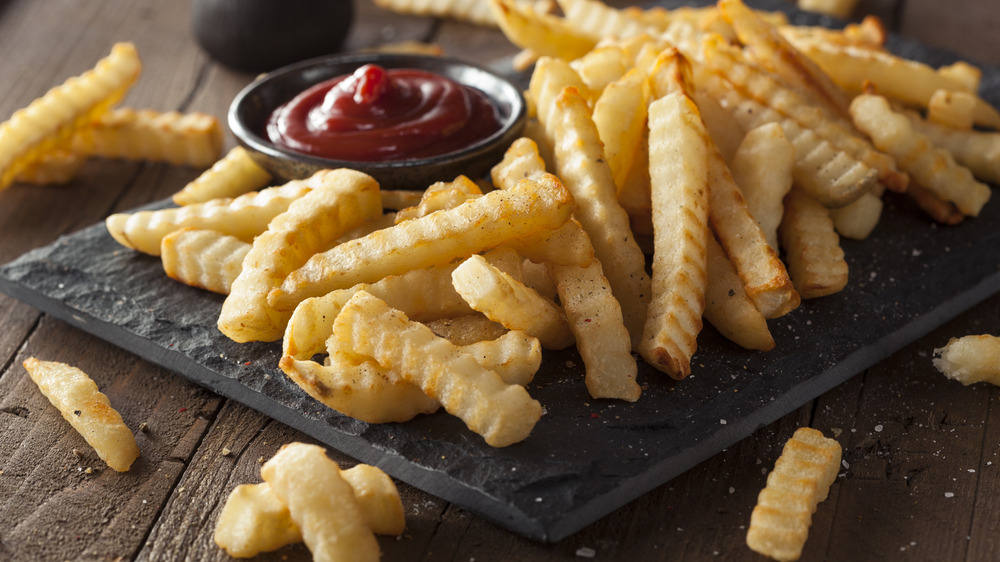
(22, 357), (140, 472)
(933, 335), (1000, 387)
(747, 427), (841, 561)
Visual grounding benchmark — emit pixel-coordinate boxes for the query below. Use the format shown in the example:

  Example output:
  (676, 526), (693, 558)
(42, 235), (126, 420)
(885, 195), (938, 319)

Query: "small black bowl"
(228, 53), (527, 189)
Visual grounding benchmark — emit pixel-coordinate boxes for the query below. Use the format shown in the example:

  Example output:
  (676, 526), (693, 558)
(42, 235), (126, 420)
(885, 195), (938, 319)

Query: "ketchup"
(266, 64), (504, 162)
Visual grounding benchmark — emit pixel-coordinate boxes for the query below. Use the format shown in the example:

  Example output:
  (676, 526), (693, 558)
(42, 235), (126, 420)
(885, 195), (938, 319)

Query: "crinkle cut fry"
(268, 172), (576, 312)
(160, 228), (250, 294)
(541, 85), (651, 346)
(701, 35), (905, 197)
(779, 189), (849, 299)
(746, 427), (841, 561)
(697, 65), (879, 210)
(719, 0), (853, 118)
(260, 443), (381, 562)
(172, 146), (273, 206)
(332, 290), (542, 447)
(492, 137), (639, 401)
(849, 94), (991, 217)
(0, 42), (142, 191)
(106, 177), (315, 256)
(218, 169), (382, 343)
(640, 91), (710, 379)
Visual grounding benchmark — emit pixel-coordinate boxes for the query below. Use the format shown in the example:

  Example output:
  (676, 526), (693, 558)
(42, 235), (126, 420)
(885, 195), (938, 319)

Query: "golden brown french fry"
(933, 335), (1000, 386)
(927, 89), (977, 130)
(540, 85), (651, 346)
(779, 189), (849, 299)
(23, 357), (140, 472)
(704, 235), (774, 351)
(219, 169), (382, 343)
(850, 94), (990, 217)
(708, 138), (800, 319)
(261, 443), (381, 562)
(332, 291), (542, 447)
(792, 40), (1000, 129)
(527, 56), (590, 125)
(640, 91), (710, 378)
(719, 0), (852, 118)
(729, 122), (795, 251)
(214, 460), (404, 558)
(592, 67), (650, 191)
(491, 0), (596, 61)
(160, 228), (250, 294)
(492, 135), (638, 399)
(697, 48), (881, 208)
(214, 483), (302, 559)
(172, 146), (272, 206)
(570, 45), (628, 94)
(829, 185), (884, 240)
(64, 107), (223, 167)
(395, 175), (482, 222)
(452, 254), (574, 350)
(746, 428), (841, 562)
(701, 36), (906, 197)
(490, 136), (548, 189)
(268, 173), (576, 312)
(904, 109), (1000, 184)
(279, 352), (442, 424)
(106, 177), (315, 256)
(0, 42), (142, 192)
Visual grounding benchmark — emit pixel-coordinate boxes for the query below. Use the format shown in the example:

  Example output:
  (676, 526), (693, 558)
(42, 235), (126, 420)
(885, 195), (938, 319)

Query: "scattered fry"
(22, 357), (140, 472)
(746, 427), (841, 561)
(933, 335), (1000, 386)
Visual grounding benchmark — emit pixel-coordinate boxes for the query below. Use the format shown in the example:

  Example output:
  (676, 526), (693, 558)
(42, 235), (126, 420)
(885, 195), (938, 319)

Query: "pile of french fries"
(93, 0), (1000, 451)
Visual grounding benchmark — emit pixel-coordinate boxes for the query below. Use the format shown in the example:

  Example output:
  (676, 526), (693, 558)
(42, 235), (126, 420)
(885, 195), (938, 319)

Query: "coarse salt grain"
(945, 492), (955, 498)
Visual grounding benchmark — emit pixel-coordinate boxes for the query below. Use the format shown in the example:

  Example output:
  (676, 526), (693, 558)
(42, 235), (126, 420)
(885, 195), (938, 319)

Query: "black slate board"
(3, 0), (1000, 543)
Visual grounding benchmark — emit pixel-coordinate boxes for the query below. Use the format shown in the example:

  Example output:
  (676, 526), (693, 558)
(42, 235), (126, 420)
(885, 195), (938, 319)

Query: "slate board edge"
(3, 254), (997, 543)
(544, 266), (1000, 543)
(0, 270), (552, 540)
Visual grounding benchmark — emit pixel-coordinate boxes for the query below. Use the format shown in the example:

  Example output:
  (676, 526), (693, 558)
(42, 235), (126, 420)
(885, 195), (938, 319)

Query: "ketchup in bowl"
(265, 64), (504, 162)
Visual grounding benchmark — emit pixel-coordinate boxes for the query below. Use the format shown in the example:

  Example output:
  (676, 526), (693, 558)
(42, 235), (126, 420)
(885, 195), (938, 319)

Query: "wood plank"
(814, 293), (1000, 560)
(0, 316), (221, 561)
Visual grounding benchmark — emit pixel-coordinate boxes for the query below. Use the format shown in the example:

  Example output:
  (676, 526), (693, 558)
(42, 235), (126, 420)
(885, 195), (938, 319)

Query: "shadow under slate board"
(2, 0), (1000, 543)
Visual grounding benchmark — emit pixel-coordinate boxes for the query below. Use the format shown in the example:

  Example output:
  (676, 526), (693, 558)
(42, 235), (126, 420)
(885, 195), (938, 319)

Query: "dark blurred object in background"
(192, 0), (354, 74)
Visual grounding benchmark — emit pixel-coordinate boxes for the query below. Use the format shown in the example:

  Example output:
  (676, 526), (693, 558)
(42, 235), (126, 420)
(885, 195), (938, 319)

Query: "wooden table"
(1, 0), (998, 560)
